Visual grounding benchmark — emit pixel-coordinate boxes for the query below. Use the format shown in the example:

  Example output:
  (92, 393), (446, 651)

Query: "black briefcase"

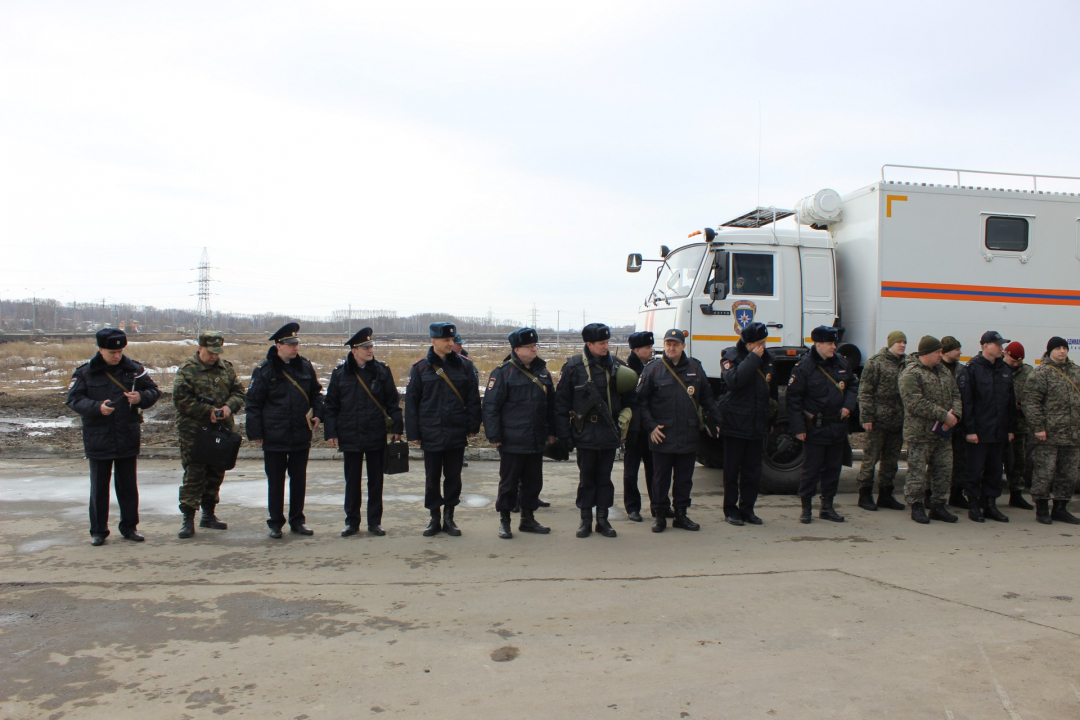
(385, 440), (409, 475)
(191, 425), (243, 471)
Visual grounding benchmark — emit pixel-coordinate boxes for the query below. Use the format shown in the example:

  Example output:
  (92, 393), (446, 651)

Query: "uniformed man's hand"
(390, 434), (401, 442)
(547, 435), (555, 445)
(862, 422), (873, 431)
(944, 411), (958, 429)
(100, 400), (115, 416)
(650, 425), (665, 444)
(494, 441), (501, 447)
(124, 390), (141, 406)
(751, 342), (765, 357)
(410, 440), (421, 446)
(1008, 432), (1014, 442)
(795, 433), (806, 441)
(840, 408), (850, 419)
(468, 433), (477, 438)
(966, 434), (978, 444)
(328, 438), (338, 449)
(311, 417), (321, 429)
(1035, 430), (1047, 441)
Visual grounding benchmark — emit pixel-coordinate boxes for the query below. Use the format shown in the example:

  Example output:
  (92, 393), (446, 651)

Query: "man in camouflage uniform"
(856, 330), (907, 512)
(1023, 336), (1080, 525)
(940, 336), (969, 509)
(899, 336), (962, 524)
(172, 331), (247, 539)
(1002, 341), (1035, 510)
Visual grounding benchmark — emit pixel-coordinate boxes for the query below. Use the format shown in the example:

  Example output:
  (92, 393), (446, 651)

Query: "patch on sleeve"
(67, 377), (77, 391)
(487, 377), (497, 390)
(788, 376), (795, 386)
(722, 360), (732, 370)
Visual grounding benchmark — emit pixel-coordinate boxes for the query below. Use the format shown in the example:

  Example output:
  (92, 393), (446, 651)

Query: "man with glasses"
(246, 322), (325, 539)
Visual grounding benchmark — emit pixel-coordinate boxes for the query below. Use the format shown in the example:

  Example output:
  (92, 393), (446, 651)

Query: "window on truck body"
(985, 216), (1029, 252)
(731, 253), (775, 296)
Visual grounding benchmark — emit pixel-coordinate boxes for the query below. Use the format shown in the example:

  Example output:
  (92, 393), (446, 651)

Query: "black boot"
(498, 510), (513, 539)
(800, 496), (812, 524)
(740, 508), (763, 525)
(967, 495), (985, 522)
(857, 486), (878, 511)
(651, 512), (666, 533)
(910, 501), (929, 524)
(1035, 499), (1051, 524)
(443, 507), (462, 536)
(1009, 490), (1034, 510)
(595, 508), (617, 537)
(199, 504), (227, 529)
(928, 502), (958, 523)
(725, 512), (744, 526)
(577, 508), (593, 538)
(877, 487), (905, 510)
(178, 509), (196, 539)
(1051, 500), (1080, 525)
(627, 510), (643, 522)
(819, 497), (845, 522)
(519, 508), (550, 534)
(949, 488), (970, 510)
(423, 507), (442, 536)
(673, 508), (700, 531)
(983, 497), (1009, 523)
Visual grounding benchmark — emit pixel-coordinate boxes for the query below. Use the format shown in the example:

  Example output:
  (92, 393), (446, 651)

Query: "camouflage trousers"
(1030, 443), (1080, 501)
(904, 438), (952, 506)
(179, 438), (227, 513)
(1004, 433), (1033, 491)
(856, 428), (903, 490)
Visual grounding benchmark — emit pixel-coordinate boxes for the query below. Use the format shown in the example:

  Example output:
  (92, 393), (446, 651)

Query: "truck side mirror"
(626, 253), (643, 273)
(710, 250), (729, 301)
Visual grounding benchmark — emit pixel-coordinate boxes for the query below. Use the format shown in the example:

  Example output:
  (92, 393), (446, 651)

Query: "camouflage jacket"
(172, 353), (247, 437)
(899, 359), (962, 443)
(1010, 362), (1034, 433)
(858, 347), (905, 431)
(1022, 356), (1080, 445)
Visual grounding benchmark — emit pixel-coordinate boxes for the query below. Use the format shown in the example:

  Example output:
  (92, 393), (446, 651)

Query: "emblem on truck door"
(731, 300), (757, 335)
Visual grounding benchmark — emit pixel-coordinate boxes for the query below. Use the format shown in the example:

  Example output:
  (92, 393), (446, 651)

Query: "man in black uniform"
(246, 322), (325, 539)
(956, 330), (1017, 523)
(405, 322), (482, 537)
(483, 327), (555, 539)
(554, 322), (636, 539)
(66, 328), (161, 545)
(719, 321), (774, 526)
(622, 330), (655, 522)
(788, 325), (858, 523)
(323, 327), (403, 537)
(637, 329), (723, 532)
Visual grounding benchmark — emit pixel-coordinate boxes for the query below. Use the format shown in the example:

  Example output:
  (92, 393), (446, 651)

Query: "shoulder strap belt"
(661, 358), (704, 427)
(1047, 365), (1080, 398)
(355, 371), (393, 428)
(281, 369), (313, 431)
(509, 359), (547, 394)
(435, 366), (467, 407)
(816, 365), (846, 394)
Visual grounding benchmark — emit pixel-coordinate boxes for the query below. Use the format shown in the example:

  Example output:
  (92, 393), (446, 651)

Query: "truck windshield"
(651, 244), (706, 299)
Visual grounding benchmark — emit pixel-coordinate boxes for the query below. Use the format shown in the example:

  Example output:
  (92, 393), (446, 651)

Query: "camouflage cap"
(199, 331), (226, 353)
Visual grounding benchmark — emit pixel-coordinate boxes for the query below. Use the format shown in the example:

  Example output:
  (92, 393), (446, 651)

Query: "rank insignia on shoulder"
(487, 377), (496, 390)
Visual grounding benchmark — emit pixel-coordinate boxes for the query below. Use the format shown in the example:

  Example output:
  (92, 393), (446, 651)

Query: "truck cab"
(629, 215), (838, 492)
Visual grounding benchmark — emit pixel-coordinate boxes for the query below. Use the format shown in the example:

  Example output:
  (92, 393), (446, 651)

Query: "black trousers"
(575, 447), (617, 510)
(265, 449), (309, 530)
(799, 442), (844, 500)
(497, 452), (543, 512)
(651, 451), (697, 512)
(622, 433), (655, 514)
(963, 440), (1005, 500)
(88, 457), (139, 537)
(723, 436), (763, 515)
(343, 449), (385, 527)
(424, 447), (465, 509)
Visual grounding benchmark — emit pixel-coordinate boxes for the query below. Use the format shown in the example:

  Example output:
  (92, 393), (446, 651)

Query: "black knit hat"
(1047, 336), (1069, 353)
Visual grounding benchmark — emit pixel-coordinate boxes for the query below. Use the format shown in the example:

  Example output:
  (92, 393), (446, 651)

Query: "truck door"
(799, 247), (836, 344)
(727, 250), (790, 346)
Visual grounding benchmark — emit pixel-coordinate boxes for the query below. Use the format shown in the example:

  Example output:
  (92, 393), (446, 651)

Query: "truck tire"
(760, 420), (802, 495)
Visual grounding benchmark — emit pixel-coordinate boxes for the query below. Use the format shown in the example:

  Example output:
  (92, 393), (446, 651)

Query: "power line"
(194, 247), (213, 331)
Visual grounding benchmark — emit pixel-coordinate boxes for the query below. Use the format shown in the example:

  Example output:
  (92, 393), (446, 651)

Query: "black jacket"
(720, 342), (774, 440)
(787, 346), (858, 445)
(636, 352), (722, 454)
(66, 354), (161, 460)
(956, 353), (1017, 443)
(483, 354), (556, 454)
(245, 346), (325, 452)
(404, 348), (482, 451)
(323, 353), (403, 453)
(554, 347), (634, 450)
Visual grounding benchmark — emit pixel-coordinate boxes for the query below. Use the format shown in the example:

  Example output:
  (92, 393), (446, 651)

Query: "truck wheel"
(760, 420), (802, 494)
(696, 432), (724, 469)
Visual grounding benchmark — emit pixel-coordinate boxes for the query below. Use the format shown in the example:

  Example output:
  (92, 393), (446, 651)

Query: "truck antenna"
(756, 100), (763, 209)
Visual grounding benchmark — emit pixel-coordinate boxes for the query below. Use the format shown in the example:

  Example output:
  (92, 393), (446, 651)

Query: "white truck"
(627, 164), (1080, 493)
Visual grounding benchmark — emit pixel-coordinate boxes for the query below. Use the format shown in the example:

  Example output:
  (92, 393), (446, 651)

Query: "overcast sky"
(3, 0), (1080, 331)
